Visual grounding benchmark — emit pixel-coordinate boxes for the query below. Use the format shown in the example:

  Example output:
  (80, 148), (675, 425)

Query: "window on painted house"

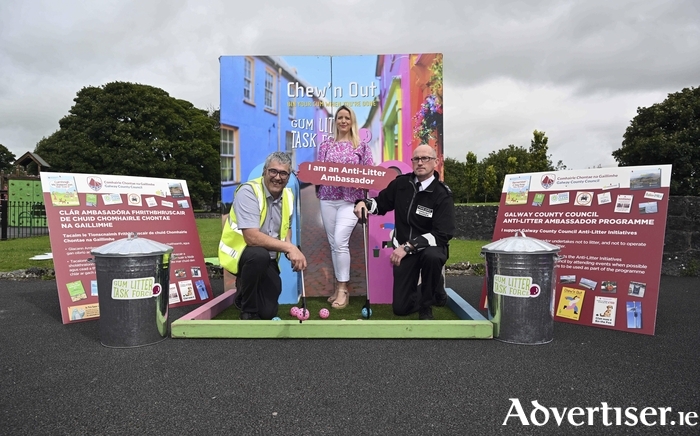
(265, 69), (276, 111)
(285, 131), (293, 153)
(221, 127), (238, 183)
(285, 131), (296, 169)
(244, 58), (254, 102)
(288, 95), (296, 118)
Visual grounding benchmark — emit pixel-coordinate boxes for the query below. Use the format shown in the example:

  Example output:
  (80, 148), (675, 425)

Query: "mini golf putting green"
(171, 288), (493, 339)
(217, 297), (462, 321)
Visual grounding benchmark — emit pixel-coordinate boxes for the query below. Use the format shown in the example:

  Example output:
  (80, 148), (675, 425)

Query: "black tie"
(415, 181), (421, 192)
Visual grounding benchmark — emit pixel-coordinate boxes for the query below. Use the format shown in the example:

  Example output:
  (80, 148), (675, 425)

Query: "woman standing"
(317, 105), (374, 309)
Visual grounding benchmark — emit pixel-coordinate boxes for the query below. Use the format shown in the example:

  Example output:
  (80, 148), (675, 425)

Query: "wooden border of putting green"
(171, 288), (493, 339)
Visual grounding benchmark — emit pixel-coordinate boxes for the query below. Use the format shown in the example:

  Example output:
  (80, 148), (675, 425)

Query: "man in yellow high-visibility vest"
(219, 152), (307, 320)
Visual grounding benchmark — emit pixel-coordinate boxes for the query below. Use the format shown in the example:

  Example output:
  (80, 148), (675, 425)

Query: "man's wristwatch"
(403, 244), (412, 254)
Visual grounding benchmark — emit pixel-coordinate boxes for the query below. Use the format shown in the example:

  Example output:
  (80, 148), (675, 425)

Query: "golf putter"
(361, 205), (371, 319)
(298, 244), (307, 324)
(294, 182), (306, 323)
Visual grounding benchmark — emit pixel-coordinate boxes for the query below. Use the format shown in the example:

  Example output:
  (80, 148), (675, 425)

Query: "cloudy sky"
(1, 0), (698, 170)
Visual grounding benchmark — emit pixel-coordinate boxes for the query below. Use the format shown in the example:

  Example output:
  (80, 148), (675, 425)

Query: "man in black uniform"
(354, 144), (455, 320)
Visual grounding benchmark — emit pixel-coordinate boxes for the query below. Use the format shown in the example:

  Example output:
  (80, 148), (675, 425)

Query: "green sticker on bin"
(493, 274), (539, 298)
(111, 277), (156, 300)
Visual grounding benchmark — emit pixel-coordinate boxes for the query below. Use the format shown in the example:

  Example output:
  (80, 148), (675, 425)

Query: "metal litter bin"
(482, 231), (560, 344)
(91, 233), (173, 348)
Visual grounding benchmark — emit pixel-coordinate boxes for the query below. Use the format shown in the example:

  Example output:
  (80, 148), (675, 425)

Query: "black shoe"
(418, 307), (434, 320)
(239, 312), (260, 320)
(434, 292), (447, 307)
(233, 291), (242, 311)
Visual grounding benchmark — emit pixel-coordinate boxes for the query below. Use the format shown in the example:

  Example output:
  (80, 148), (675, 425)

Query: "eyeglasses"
(267, 168), (291, 179)
(410, 156), (436, 163)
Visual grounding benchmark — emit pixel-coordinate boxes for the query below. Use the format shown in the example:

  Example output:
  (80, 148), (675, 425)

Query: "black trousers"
(392, 246), (447, 316)
(237, 246), (281, 320)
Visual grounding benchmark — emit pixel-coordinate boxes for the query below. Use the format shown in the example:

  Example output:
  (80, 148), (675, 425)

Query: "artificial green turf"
(214, 296), (462, 321)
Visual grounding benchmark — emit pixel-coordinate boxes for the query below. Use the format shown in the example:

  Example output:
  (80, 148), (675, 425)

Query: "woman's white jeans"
(319, 199), (358, 282)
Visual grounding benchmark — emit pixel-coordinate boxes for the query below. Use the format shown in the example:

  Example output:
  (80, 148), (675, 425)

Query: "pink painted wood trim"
(177, 289), (236, 321)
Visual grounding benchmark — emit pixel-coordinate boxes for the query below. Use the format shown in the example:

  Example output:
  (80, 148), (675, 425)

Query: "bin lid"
(481, 230), (560, 254)
(91, 233), (173, 257)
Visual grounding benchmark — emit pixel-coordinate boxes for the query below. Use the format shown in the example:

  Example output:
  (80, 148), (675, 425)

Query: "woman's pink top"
(316, 138), (375, 203)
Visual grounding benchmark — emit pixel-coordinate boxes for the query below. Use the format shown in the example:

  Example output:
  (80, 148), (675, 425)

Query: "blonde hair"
(331, 105), (360, 148)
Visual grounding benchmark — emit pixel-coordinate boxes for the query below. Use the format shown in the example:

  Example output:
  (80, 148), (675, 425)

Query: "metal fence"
(0, 200), (49, 240)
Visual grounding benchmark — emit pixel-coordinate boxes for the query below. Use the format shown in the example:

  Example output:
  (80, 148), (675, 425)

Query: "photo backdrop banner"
(219, 54), (444, 302)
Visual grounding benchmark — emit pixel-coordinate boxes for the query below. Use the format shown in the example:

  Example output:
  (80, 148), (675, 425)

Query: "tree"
(483, 165), (497, 202)
(612, 86), (700, 196)
(528, 130), (553, 172)
(506, 156), (518, 175)
(35, 82), (220, 208)
(480, 145), (529, 200)
(443, 132), (566, 203)
(206, 108), (222, 209)
(465, 151), (479, 204)
(0, 143), (16, 174)
(443, 157), (467, 203)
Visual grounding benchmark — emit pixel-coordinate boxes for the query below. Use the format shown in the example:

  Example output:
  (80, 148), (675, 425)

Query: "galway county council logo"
(87, 176), (103, 191)
(541, 174), (556, 189)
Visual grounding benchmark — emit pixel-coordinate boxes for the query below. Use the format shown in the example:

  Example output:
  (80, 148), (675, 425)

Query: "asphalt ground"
(1, 276), (698, 435)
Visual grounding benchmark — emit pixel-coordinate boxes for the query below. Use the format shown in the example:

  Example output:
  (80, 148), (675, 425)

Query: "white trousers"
(319, 199), (358, 282)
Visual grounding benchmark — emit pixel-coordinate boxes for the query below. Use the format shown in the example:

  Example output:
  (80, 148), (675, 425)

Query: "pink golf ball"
(290, 306), (300, 317)
(296, 308), (310, 321)
(319, 308), (330, 319)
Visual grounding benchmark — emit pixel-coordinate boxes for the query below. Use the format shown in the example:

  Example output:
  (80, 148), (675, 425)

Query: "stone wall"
(454, 205), (499, 240)
(454, 197), (700, 277)
(198, 197), (700, 277)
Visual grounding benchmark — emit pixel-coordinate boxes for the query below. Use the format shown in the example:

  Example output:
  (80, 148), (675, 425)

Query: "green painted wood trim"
(171, 319), (493, 339)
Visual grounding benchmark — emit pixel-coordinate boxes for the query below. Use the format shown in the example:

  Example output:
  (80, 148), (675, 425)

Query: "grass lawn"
(196, 217), (223, 258)
(0, 218), (489, 272)
(0, 235), (54, 272)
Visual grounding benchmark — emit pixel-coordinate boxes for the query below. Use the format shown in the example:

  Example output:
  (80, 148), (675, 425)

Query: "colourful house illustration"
(219, 56), (331, 207)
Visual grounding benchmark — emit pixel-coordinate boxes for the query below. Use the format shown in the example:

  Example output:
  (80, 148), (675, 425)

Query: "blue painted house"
(219, 56), (331, 207)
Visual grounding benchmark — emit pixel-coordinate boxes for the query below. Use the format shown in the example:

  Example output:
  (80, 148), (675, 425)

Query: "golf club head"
(300, 297), (307, 324)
